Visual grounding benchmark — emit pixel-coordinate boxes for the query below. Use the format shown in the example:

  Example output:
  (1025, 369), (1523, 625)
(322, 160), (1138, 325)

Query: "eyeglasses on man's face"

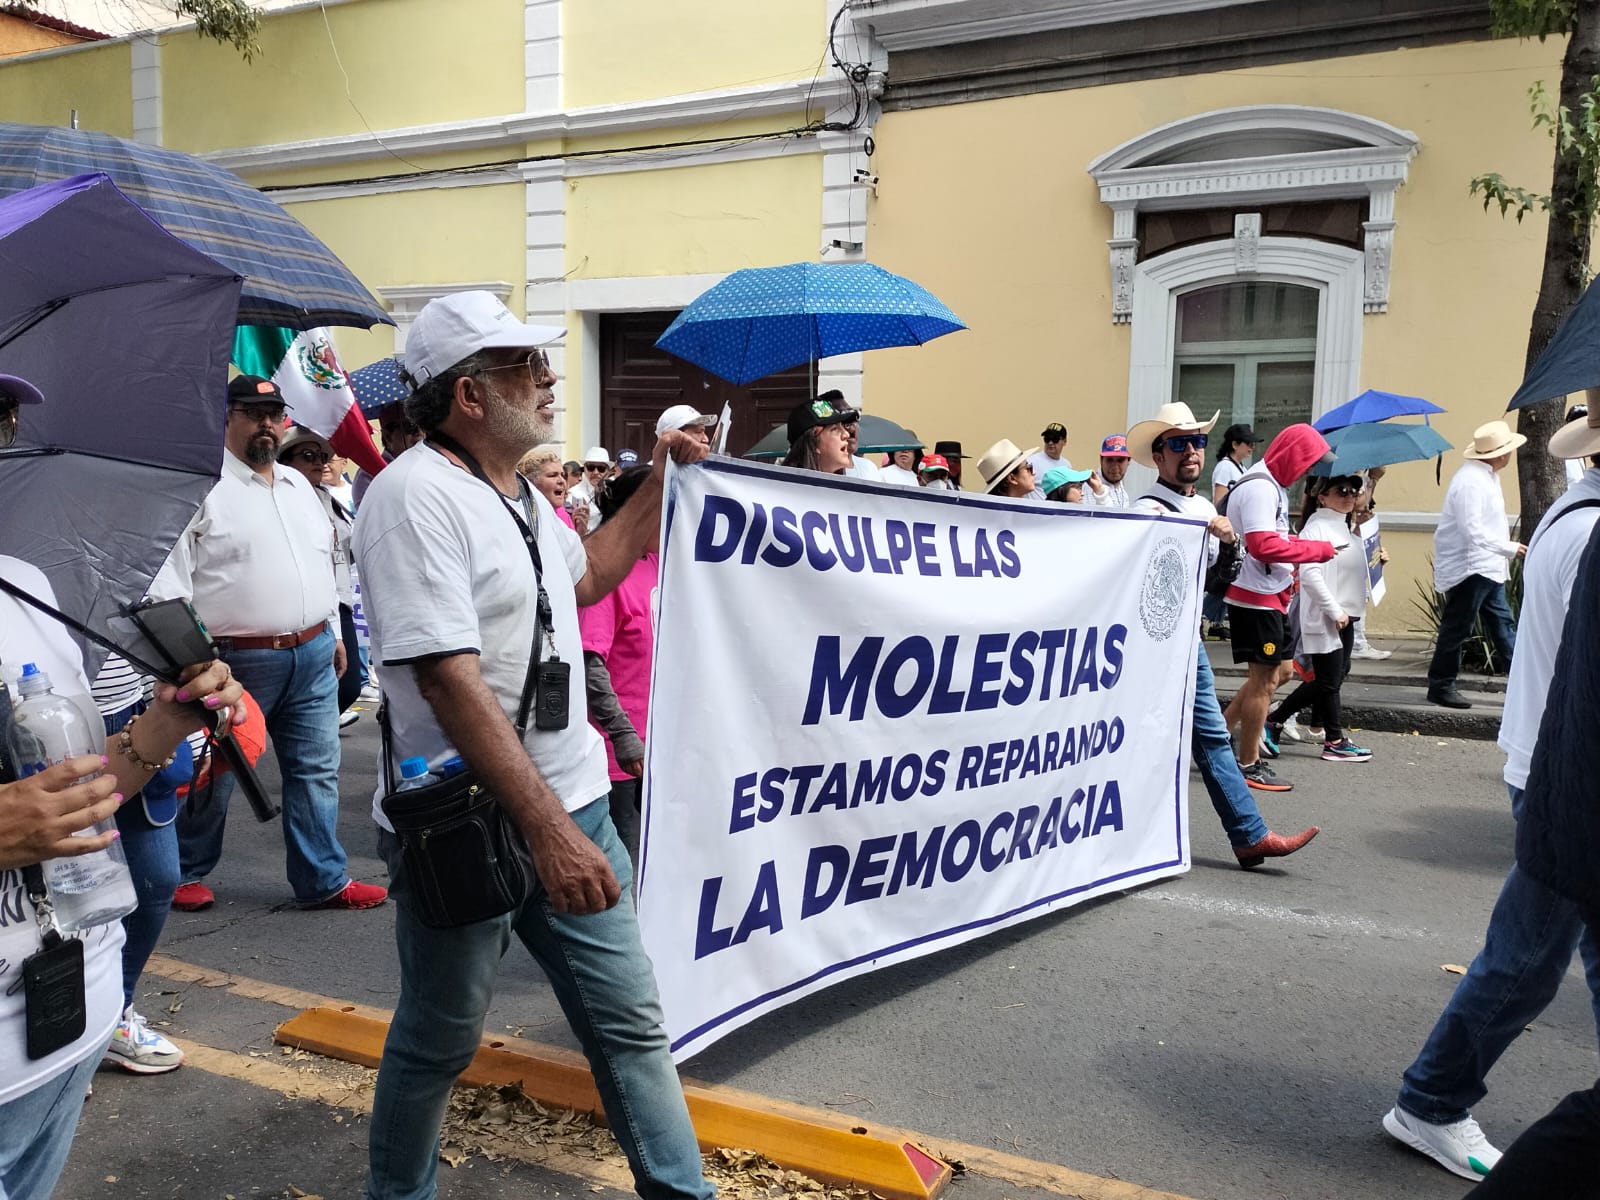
(475, 349), (552, 386)
(1158, 433), (1208, 454)
(230, 402), (286, 425)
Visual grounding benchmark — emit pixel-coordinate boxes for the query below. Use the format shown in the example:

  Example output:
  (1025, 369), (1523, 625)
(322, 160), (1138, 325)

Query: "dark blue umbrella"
(1508, 274), (1600, 409)
(1313, 388), (1444, 432)
(0, 174), (241, 674)
(656, 262), (966, 385)
(0, 123), (389, 331)
(1308, 421), (1452, 476)
(348, 356), (409, 416)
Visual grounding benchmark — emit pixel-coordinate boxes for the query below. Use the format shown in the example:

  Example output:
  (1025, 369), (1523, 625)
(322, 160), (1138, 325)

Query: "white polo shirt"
(153, 450), (338, 637)
(1499, 468), (1600, 789)
(352, 443), (610, 827)
(1434, 459), (1520, 591)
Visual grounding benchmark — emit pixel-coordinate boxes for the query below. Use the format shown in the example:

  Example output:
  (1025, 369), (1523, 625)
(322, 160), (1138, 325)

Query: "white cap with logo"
(404, 291), (564, 384)
(654, 403), (716, 437)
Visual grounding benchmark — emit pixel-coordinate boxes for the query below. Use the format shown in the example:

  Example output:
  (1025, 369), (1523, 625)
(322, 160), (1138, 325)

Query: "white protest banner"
(1357, 517), (1385, 606)
(639, 459), (1207, 1060)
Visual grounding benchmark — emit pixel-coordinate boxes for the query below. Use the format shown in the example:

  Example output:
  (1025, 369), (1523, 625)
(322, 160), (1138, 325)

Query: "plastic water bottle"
(438, 755), (466, 778)
(395, 756), (436, 791)
(9, 663), (138, 932)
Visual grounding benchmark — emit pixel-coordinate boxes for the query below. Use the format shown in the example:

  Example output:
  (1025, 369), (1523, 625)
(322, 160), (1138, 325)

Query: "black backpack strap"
(1529, 497), (1600, 552)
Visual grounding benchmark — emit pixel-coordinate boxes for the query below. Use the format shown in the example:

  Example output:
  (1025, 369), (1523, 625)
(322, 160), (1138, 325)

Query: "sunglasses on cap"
(1157, 433), (1208, 454)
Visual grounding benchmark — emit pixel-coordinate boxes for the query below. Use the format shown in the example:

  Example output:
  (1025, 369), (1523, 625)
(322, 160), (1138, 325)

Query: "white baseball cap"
(404, 291), (564, 384)
(582, 446), (611, 466)
(654, 403), (716, 437)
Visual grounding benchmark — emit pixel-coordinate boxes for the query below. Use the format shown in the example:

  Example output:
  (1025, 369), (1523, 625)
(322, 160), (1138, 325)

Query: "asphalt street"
(61, 712), (1599, 1200)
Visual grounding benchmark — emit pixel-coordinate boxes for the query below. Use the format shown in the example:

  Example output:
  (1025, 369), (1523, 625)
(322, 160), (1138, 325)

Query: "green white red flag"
(232, 326), (386, 476)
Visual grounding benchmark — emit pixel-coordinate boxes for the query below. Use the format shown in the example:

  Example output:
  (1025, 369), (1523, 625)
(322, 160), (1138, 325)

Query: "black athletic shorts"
(1228, 604), (1286, 665)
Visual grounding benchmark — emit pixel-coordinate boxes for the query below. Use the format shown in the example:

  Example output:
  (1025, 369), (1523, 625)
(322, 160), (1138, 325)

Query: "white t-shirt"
(352, 445), (610, 828)
(1500, 468), (1600, 789)
(846, 456), (882, 482)
(878, 464), (920, 487)
(1211, 455), (1246, 497)
(1295, 508), (1367, 656)
(1136, 482), (1220, 569)
(1026, 448), (1069, 499)
(1225, 463), (1293, 609)
(0, 557), (125, 1106)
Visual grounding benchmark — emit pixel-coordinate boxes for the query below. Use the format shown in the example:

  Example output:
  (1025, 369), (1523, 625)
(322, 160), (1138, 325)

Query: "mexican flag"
(233, 326), (387, 476)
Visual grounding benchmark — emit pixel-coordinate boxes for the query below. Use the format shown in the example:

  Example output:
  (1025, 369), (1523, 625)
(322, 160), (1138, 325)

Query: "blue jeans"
(0, 1053), (100, 1200)
(1192, 644), (1269, 850)
(1397, 786), (1600, 1124)
(103, 703), (185, 1009)
(1429, 573), (1516, 687)
(366, 798), (712, 1200)
(177, 627), (349, 903)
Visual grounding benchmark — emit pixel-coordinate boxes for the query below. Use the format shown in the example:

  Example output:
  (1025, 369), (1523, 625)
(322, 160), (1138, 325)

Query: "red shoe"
(1235, 827), (1320, 870)
(313, 880), (388, 910)
(171, 882), (214, 911)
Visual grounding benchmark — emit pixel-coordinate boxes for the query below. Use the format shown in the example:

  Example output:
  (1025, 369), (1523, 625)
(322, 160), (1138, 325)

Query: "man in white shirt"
(1025, 422), (1071, 499)
(1084, 433), (1131, 507)
(1427, 420), (1527, 709)
(1383, 406), (1600, 1182)
(353, 291), (713, 1200)
(154, 375), (387, 913)
(1130, 402), (1319, 870)
(655, 403), (716, 449)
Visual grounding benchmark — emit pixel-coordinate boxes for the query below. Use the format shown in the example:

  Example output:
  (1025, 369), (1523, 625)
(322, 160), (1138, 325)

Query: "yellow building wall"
(866, 36), (1565, 632)
(562, 0), (827, 107)
(0, 40), (132, 135)
(161, 0), (524, 154)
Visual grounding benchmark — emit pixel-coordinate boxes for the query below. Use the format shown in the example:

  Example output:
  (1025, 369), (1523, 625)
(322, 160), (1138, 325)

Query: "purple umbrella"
(0, 173), (241, 673)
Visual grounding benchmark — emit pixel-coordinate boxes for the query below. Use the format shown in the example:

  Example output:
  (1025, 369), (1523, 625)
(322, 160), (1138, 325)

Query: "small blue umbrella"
(1508, 274), (1600, 409)
(1313, 388), (1444, 433)
(656, 262), (966, 385)
(1308, 421), (1453, 476)
(0, 122), (389, 330)
(348, 356), (409, 416)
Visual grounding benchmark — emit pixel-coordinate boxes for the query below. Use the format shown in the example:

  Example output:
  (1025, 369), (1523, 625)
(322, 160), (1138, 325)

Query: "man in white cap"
(655, 403), (716, 449)
(1427, 420), (1528, 709)
(976, 438), (1035, 498)
(1132, 402), (1320, 868)
(568, 445), (611, 533)
(354, 290), (713, 1200)
(1382, 399), (1600, 1183)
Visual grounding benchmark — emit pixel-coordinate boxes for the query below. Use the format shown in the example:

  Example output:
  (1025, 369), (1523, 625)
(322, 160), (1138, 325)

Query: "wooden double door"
(599, 311), (812, 461)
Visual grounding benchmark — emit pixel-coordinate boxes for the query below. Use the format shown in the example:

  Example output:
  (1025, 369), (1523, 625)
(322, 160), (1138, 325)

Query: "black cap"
(1222, 423), (1262, 446)
(227, 374), (286, 405)
(1041, 422), (1067, 440)
(933, 439), (965, 459)
(787, 391), (853, 443)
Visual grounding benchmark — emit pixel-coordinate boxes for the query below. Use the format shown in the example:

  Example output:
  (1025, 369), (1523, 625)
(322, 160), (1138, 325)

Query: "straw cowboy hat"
(1463, 419), (1527, 460)
(1127, 402), (1220, 468)
(976, 438), (1029, 493)
(1551, 390), (1600, 460)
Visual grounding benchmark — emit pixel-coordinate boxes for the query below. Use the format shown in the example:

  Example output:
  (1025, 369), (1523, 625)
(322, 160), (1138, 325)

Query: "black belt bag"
(378, 432), (565, 929)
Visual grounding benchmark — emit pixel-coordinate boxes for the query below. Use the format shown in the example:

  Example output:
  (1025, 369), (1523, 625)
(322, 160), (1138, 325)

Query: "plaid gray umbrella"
(0, 122), (390, 331)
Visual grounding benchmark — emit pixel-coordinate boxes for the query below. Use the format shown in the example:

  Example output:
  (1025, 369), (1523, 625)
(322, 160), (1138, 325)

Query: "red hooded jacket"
(1226, 423), (1338, 610)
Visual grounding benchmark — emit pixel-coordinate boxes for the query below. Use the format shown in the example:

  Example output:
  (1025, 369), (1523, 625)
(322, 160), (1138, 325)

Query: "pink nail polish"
(111, 793), (124, 804)
(110, 830), (122, 840)
(176, 689), (191, 702)
(100, 755), (109, 765)
(205, 696), (221, 709)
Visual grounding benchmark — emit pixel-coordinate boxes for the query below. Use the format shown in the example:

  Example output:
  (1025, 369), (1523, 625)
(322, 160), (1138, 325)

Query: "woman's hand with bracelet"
(107, 661), (247, 797)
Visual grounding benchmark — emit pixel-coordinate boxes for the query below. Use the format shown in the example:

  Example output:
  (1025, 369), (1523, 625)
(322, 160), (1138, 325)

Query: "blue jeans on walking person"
(366, 798), (712, 1200)
(0, 1052), (101, 1200)
(1397, 785), (1600, 1125)
(1192, 644), (1269, 851)
(177, 627), (349, 903)
(1428, 573), (1516, 688)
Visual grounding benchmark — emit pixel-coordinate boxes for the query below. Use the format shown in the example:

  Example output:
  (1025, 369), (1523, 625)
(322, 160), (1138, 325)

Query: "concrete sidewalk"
(1205, 635), (1505, 740)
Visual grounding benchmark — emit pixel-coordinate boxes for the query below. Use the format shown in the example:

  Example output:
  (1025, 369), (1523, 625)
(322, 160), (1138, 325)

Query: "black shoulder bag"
(376, 433), (565, 929)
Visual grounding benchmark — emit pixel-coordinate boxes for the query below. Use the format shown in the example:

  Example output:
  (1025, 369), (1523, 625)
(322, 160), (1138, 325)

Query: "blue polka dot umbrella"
(655, 262), (967, 385)
(347, 355), (409, 416)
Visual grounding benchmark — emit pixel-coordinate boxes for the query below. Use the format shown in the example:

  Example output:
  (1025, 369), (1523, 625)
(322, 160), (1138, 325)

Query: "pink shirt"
(578, 553), (657, 781)
(555, 505), (576, 530)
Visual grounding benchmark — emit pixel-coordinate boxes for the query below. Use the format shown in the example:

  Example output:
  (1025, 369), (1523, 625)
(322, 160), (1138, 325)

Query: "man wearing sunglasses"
(151, 376), (387, 913)
(1217, 424), (1341, 792)
(1133, 403), (1320, 868)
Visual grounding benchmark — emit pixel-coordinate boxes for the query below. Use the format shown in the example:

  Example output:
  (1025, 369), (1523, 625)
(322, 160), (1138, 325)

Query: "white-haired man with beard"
(352, 291), (713, 1200)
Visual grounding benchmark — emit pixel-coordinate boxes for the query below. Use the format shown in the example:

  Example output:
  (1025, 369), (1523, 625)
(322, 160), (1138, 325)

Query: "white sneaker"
(103, 1006), (184, 1075)
(358, 683), (380, 702)
(1351, 644), (1392, 660)
(1280, 715), (1305, 742)
(1306, 725), (1325, 741)
(1382, 1107), (1501, 1181)
(339, 710), (361, 729)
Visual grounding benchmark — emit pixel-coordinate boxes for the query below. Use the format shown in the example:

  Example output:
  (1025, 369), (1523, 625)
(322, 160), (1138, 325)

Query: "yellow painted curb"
(276, 1006), (951, 1200)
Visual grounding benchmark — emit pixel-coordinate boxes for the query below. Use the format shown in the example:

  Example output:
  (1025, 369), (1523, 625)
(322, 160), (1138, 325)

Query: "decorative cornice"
(377, 280), (511, 321)
(202, 76), (850, 175)
(1095, 148), (1414, 210)
(850, 0), (1274, 50)
(1089, 104), (1418, 175)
